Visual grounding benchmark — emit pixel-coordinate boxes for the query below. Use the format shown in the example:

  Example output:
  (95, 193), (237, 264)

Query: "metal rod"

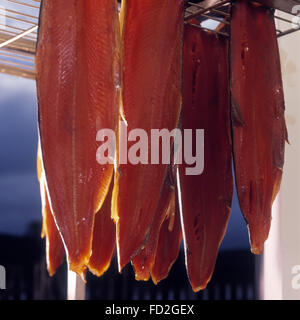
(0, 51), (34, 62)
(0, 7), (39, 21)
(0, 28), (35, 40)
(0, 47), (35, 58)
(187, 1), (230, 17)
(0, 57), (34, 70)
(0, 31), (36, 43)
(0, 63), (35, 79)
(185, 0), (230, 21)
(7, 0), (40, 9)
(200, 13), (230, 25)
(277, 26), (300, 38)
(253, 0), (300, 15)
(0, 33), (36, 54)
(0, 22), (36, 34)
(186, 22), (229, 37)
(274, 15), (294, 24)
(0, 26), (36, 40)
(0, 26), (38, 49)
(185, 8), (230, 25)
(0, 23), (37, 37)
(0, 12), (38, 26)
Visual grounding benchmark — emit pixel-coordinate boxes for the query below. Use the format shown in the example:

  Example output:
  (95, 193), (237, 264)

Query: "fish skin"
(131, 22), (184, 280)
(178, 25), (233, 292)
(112, 0), (184, 271)
(151, 183), (182, 285)
(87, 180), (115, 277)
(231, 0), (288, 255)
(132, 173), (174, 281)
(36, 0), (120, 275)
(37, 147), (65, 276)
(40, 178), (65, 276)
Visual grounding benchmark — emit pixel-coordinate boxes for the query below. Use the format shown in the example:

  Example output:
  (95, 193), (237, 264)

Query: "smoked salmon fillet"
(231, 0), (288, 254)
(39, 178), (65, 276)
(151, 185), (182, 285)
(132, 171), (175, 281)
(36, 0), (120, 275)
(178, 25), (233, 292)
(87, 180), (115, 277)
(37, 147), (65, 276)
(112, 0), (184, 270)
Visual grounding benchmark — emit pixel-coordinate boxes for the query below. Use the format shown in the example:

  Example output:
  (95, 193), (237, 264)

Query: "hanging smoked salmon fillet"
(37, 147), (65, 276)
(132, 172), (175, 281)
(178, 25), (233, 292)
(231, 0), (288, 255)
(36, 0), (120, 275)
(87, 180), (115, 277)
(112, 0), (184, 270)
(151, 185), (182, 285)
(39, 178), (65, 276)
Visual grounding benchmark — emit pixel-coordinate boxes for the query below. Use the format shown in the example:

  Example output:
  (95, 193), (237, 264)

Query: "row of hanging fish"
(35, 0), (287, 292)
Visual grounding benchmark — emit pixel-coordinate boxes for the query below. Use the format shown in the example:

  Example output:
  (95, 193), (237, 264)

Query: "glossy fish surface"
(36, 0), (120, 275)
(231, 0), (288, 254)
(179, 25), (233, 292)
(37, 147), (65, 276)
(87, 180), (115, 277)
(151, 183), (182, 285)
(112, 0), (184, 270)
(132, 172), (175, 281)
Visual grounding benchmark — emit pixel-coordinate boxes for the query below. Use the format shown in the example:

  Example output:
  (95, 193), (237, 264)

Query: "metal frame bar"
(0, 26), (37, 49)
(254, 0), (300, 15)
(0, 0), (298, 80)
(185, 0), (231, 21)
(6, 0), (40, 10)
(186, 21), (230, 37)
(185, 0), (300, 39)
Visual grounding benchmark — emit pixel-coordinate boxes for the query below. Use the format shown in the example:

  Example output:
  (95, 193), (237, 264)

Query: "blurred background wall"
(261, 13), (300, 300)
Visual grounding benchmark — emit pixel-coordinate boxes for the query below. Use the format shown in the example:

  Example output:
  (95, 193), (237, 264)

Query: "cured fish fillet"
(112, 0), (184, 270)
(87, 180), (115, 277)
(37, 147), (65, 276)
(231, 0), (288, 254)
(39, 178), (65, 276)
(178, 25), (233, 292)
(36, 0), (120, 275)
(151, 186), (182, 285)
(132, 173), (175, 281)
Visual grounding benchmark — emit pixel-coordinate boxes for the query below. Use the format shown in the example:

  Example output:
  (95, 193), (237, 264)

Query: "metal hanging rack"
(0, 0), (299, 80)
(0, 0), (39, 79)
(185, 0), (300, 37)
